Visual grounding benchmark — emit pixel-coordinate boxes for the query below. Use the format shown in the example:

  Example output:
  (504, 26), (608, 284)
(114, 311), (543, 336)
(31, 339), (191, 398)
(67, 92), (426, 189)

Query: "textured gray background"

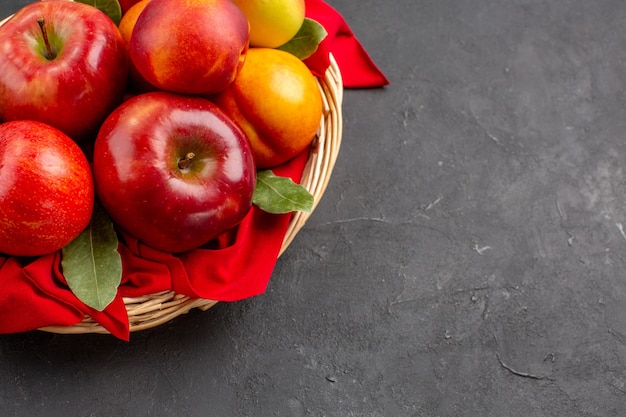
(1, 0), (626, 416)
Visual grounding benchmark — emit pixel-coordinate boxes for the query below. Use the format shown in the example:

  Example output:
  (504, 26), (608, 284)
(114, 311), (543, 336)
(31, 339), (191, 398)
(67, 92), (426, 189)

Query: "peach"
(213, 48), (323, 168)
(129, 0), (249, 95)
(118, 0), (155, 93)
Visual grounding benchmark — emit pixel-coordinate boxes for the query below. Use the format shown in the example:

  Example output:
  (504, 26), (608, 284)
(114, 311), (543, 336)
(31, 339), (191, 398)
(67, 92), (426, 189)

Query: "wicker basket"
(38, 55), (344, 335)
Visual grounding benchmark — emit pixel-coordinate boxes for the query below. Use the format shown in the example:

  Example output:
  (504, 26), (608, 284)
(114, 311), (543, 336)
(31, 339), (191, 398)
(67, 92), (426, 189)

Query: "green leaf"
(75, 0), (122, 25)
(276, 18), (328, 60)
(61, 203), (122, 312)
(253, 170), (314, 214)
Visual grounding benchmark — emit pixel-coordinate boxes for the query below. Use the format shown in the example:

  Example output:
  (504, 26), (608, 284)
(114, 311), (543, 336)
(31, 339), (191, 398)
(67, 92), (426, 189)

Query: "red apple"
(93, 92), (256, 253)
(129, 0), (249, 95)
(0, 1), (129, 142)
(0, 120), (94, 257)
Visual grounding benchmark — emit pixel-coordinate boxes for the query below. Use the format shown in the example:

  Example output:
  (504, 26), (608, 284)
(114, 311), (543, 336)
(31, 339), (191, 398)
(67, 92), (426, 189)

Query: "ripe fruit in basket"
(231, 0), (305, 48)
(0, 120), (94, 257)
(129, 0), (249, 95)
(0, 1), (128, 143)
(93, 92), (256, 253)
(119, 0), (150, 45)
(213, 48), (323, 168)
(118, 0), (155, 93)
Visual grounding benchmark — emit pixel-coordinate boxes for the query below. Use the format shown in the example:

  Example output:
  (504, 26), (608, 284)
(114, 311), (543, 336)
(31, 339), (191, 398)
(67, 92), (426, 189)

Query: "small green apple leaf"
(253, 170), (314, 214)
(75, 0), (122, 25)
(276, 18), (328, 60)
(61, 203), (122, 312)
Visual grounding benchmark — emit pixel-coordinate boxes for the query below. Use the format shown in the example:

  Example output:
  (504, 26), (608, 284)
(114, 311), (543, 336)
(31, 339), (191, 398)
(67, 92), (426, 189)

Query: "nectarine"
(213, 48), (323, 168)
(129, 0), (249, 95)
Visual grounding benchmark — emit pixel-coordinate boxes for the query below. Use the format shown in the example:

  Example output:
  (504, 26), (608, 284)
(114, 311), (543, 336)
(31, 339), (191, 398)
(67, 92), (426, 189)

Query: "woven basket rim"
(39, 54), (344, 335)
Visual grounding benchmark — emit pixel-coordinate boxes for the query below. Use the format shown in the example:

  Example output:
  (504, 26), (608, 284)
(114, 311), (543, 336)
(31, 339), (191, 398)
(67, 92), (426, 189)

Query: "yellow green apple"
(231, 0), (305, 48)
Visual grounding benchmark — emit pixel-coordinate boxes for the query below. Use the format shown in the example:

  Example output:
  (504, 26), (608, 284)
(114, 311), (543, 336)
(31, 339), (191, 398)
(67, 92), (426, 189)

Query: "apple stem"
(178, 152), (196, 170)
(36, 18), (56, 60)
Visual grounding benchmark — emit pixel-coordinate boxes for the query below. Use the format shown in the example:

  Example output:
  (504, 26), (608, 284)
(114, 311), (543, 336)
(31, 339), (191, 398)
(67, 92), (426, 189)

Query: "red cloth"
(304, 0), (390, 88)
(0, 252), (129, 340)
(116, 151), (307, 302)
(0, 0), (388, 340)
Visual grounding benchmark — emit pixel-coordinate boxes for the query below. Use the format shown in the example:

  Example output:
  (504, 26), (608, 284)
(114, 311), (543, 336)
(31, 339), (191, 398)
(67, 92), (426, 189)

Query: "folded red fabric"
(118, 151), (308, 302)
(0, 0), (388, 340)
(0, 252), (130, 340)
(304, 0), (390, 88)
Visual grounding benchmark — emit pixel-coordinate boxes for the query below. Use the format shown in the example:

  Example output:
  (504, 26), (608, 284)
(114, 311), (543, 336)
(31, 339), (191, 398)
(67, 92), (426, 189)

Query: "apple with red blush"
(93, 92), (256, 253)
(0, 120), (94, 257)
(0, 0), (128, 142)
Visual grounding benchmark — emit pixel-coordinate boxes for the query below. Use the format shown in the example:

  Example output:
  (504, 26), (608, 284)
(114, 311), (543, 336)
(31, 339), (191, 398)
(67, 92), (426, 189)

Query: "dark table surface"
(2, 0), (626, 416)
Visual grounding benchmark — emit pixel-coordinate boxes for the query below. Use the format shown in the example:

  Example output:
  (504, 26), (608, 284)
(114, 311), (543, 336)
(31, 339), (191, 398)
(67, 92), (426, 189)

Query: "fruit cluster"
(0, 0), (324, 257)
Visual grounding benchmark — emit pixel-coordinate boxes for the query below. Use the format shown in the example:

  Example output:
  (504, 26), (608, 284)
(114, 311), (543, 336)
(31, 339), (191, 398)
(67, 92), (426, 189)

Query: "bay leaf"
(61, 203), (122, 312)
(75, 0), (122, 25)
(253, 170), (314, 214)
(277, 18), (328, 60)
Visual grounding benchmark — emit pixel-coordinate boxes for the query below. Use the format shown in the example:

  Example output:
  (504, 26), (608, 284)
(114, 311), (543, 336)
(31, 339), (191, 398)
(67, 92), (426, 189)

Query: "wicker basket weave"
(38, 55), (344, 335)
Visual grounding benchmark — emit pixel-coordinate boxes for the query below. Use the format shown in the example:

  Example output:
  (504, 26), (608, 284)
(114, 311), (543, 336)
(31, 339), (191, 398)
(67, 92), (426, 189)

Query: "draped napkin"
(0, 0), (388, 341)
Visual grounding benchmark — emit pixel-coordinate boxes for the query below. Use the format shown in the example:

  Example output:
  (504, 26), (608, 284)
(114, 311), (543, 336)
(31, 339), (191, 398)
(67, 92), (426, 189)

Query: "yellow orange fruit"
(213, 48), (323, 168)
(118, 0), (150, 45)
(118, 0), (155, 92)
